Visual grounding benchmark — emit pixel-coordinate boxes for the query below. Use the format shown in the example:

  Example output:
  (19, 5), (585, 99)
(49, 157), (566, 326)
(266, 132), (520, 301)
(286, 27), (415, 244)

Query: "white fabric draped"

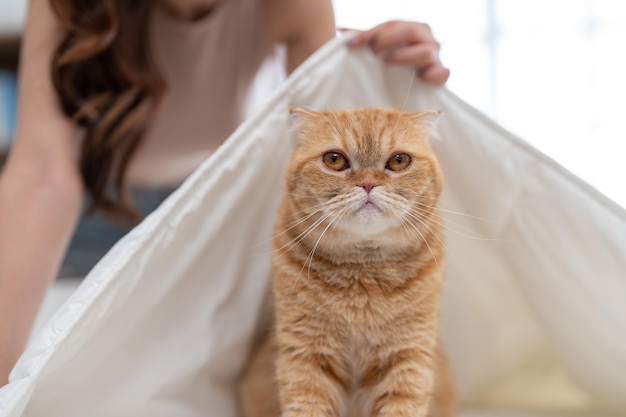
(1, 37), (624, 417)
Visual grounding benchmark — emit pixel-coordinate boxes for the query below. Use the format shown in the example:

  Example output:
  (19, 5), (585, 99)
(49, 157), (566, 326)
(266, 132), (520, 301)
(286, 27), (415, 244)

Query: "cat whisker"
(410, 207), (503, 242)
(273, 196), (351, 258)
(403, 211), (449, 257)
(305, 217), (337, 279)
(271, 189), (323, 199)
(249, 205), (329, 252)
(397, 217), (417, 242)
(270, 213), (330, 258)
(386, 188), (460, 272)
(258, 194), (365, 253)
(404, 211), (474, 270)
(393, 192), (502, 241)
(290, 210), (339, 296)
(288, 196), (359, 291)
(286, 193), (351, 217)
(398, 215), (442, 277)
(413, 200), (495, 223)
(274, 210), (334, 260)
(402, 68), (417, 111)
(268, 215), (325, 250)
(283, 201), (335, 224)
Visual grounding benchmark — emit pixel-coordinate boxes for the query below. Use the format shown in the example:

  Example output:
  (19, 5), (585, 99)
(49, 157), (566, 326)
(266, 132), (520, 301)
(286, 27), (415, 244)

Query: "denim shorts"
(59, 187), (177, 278)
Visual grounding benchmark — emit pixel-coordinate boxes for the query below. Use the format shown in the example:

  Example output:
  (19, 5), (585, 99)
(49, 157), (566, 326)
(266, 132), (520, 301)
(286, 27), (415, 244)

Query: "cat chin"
(338, 211), (399, 238)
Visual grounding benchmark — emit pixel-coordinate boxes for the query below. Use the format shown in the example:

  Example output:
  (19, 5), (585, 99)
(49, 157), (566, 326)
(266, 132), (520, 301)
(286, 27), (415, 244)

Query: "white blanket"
(1, 37), (625, 417)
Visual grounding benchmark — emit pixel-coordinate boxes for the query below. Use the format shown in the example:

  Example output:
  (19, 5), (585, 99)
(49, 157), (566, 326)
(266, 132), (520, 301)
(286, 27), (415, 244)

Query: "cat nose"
(360, 182), (377, 194)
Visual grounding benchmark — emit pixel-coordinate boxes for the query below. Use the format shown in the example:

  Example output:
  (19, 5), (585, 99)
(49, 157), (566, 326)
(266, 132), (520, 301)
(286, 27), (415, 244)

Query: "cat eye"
(322, 152), (350, 171)
(386, 153), (412, 171)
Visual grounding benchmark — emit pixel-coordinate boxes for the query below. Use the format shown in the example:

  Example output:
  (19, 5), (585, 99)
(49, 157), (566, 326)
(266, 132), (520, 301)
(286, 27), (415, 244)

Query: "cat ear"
(414, 109), (442, 128)
(289, 107), (319, 124)
(414, 110), (442, 140)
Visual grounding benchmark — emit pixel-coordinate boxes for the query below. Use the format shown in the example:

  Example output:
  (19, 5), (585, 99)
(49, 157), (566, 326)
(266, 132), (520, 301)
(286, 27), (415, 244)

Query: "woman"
(0, 0), (449, 384)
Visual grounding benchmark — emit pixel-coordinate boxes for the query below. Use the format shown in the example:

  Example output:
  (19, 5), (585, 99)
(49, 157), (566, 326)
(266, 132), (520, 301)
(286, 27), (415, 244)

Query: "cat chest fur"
(274, 254), (439, 331)
(272, 258), (441, 411)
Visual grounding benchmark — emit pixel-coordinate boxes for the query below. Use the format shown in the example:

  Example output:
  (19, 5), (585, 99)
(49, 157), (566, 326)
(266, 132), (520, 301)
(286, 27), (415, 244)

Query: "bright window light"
(333, 0), (626, 209)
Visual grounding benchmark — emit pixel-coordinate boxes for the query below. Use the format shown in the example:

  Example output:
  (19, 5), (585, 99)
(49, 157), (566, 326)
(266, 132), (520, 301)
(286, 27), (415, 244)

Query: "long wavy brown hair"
(50, 0), (165, 223)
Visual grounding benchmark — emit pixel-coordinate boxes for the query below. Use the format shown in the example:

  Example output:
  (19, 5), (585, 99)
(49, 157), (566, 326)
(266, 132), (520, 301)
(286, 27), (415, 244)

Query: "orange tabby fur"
(239, 108), (456, 417)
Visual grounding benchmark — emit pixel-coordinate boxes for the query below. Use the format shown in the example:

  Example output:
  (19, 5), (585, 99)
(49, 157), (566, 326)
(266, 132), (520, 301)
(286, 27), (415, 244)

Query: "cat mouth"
(355, 199), (382, 214)
(343, 198), (396, 234)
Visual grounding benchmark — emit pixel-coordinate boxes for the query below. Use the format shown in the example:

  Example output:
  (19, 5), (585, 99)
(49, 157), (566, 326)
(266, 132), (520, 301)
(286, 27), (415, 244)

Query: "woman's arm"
(264, 0), (336, 74)
(266, 0), (449, 84)
(0, 0), (83, 385)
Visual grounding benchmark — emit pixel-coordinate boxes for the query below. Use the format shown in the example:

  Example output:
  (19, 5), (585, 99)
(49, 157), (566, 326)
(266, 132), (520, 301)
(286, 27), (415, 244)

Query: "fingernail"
(347, 37), (360, 47)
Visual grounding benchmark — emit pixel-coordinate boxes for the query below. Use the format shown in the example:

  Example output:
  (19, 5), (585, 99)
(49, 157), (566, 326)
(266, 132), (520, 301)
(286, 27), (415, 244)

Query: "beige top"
(127, 0), (273, 186)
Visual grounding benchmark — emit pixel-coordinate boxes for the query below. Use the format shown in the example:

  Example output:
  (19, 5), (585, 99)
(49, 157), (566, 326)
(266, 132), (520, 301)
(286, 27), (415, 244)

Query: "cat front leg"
(362, 346), (436, 417)
(275, 343), (349, 417)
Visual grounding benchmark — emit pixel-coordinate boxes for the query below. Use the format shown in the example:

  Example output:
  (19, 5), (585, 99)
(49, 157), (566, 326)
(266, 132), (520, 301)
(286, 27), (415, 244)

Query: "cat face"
(285, 108), (443, 243)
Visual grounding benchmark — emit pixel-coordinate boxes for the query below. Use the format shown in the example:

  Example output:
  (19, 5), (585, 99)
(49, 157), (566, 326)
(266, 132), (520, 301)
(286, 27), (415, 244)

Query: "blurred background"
(0, 0), (20, 161)
(334, 0), (626, 210)
(1, 0), (625, 208)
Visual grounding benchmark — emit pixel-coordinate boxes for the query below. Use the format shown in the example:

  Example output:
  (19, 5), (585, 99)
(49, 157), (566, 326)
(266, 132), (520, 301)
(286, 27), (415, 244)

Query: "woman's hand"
(346, 20), (450, 85)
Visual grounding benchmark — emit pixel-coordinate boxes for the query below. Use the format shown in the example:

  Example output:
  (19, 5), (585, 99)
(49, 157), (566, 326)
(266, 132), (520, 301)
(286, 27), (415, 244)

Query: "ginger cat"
(239, 108), (456, 417)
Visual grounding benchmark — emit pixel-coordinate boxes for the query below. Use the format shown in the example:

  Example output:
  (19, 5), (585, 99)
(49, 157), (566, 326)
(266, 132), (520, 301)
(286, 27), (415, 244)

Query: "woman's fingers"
(347, 21), (435, 50)
(345, 20), (449, 84)
(382, 43), (449, 85)
(419, 64), (451, 85)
